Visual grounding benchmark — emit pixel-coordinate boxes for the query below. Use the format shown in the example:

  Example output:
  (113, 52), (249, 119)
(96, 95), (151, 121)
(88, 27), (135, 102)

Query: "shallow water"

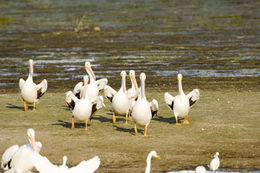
(169, 168), (260, 173)
(0, 0), (259, 91)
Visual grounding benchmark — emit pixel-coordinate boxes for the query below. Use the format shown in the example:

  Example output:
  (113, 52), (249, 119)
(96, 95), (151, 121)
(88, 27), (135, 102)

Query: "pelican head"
(177, 73), (183, 80)
(121, 70), (127, 78)
(83, 75), (89, 85)
(85, 62), (96, 80)
(27, 128), (37, 152)
(214, 152), (219, 157)
(129, 70), (138, 89)
(140, 73), (146, 80)
(149, 150), (161, 160)
(29, 59), (34, 65)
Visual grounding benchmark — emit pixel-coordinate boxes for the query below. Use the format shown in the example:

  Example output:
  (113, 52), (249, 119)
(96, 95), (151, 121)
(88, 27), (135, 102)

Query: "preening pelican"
(104, 71), (139, 124)
(1, 128), (42, 173)
(73, 62), (108, 99)
(32, 153), (100, 173)
(209, 152), (220, 173)
(145, 151), (161, 173)
(19, 59), (47, 112)
(132, 73), (159, 136)
(66, 75), (105, 130)
(164, 74), (199, 125)
(195, 166), (206, 173)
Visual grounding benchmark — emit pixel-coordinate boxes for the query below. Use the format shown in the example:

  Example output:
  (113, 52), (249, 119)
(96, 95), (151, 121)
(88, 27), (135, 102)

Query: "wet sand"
(0, 89), (259, 172)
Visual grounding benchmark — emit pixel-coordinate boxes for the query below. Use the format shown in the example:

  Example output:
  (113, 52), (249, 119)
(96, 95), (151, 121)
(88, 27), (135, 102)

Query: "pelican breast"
(72, 99), (92, 121)
(132, 98), (151, 126)
(112, 90), (129, 115)
(21, 81), (37, 103)
(174, 94), (190, 117)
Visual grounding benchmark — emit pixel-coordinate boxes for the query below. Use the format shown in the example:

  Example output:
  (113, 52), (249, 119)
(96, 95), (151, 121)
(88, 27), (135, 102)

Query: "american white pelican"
(209, 152), (220, 173)
(66, 75), (105, 130)
(73, 62), (108, 99)
(127, 70), (139, 118)
(195, 166), (206, 173)
(145, 151), (161, 173)
(104, 71), (138, 124)
(32, 153), (100, 173)
(132, 73), (159, 136)
(164, 74), (199, 125)
(19, 59), (48, 112)
(1, 128), (42, 173)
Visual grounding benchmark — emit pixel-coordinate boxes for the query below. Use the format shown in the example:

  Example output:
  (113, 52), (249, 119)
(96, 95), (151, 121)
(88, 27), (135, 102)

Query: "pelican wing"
(104, 85), (116, 103)
(19, 78), (25, 90)
(73, 82), (83, 99)
(36, 79), (48, 99)
(32, 153), (60, 173)
(96, 78), (108, 90)
(150, 99), (159, 117)
(90, 96), (105, 119)
(66, 91), (79, 110)
(187, 89), (200, 107)
(1, 145), (19, 170)
(68, 156), (100, 173)
(164, 92), (174, 110)
(127, 89), (139, 101)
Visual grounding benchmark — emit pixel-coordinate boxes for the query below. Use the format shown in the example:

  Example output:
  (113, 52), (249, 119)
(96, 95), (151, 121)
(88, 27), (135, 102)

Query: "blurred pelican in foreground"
(32, 153), (100, 173)
(73, 62), (107, 99)
(19, 59), (47, 111)
(132, 73), (159, 136)
(1, 128), (42, 173)
(164, 74), (199, 125)
(209, 152), (220, 173)
(66, 75), (105, 130)
(145, 151), (161, 173)
(104, 71), (139, 124)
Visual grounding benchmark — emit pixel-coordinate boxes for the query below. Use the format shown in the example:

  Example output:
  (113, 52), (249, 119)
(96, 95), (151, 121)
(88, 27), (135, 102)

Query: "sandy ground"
(0, 89), (259, 173)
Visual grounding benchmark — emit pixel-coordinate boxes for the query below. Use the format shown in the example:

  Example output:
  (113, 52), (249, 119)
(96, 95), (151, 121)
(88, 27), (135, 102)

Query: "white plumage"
(164, 74), (199, 125)
(72, 62), (108, 99)
(209, 152), (220, 172)
(195, 166), (206, 173)
(66, 76), (105, 130)
(19, 59), (48, 111)
(104, 71), (139, 124)
(32, 153), (100, 173)
(132, 73), (159, 136)
(145, 151), (161, 173)
(1, 128), (42, 173)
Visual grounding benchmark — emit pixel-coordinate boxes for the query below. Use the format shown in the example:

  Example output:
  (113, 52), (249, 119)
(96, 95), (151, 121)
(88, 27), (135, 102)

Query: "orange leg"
(175, 116), (181, 126)
(125, 113), (128, 125)
(24, 102), (28, 112)
(71, 116), (75, 129)
(33, 102), (36, 111)
(85, 120), (88, 130)
(144, 125), (148, 137)
(134, 123), (138, 135)
(113, 112), (116, 123)
(183, 115), (190, 124)
(128, 110), (132, 120)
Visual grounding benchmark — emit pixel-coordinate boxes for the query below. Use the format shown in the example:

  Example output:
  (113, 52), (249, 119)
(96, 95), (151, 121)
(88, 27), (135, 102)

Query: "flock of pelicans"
(1, 59), (220, 173)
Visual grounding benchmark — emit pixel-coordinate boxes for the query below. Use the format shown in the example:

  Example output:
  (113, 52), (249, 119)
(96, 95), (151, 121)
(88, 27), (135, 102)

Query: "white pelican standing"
(19, 59), (47, 112)
(104, 71), (138, 124)
(32, 153), (100, 173)
(132, 73), (159, 136)
(1, 128), (42, 173)
(73, 62), (108, 99)
(66, 75), (105, 130)
(209, 152), (220, 173)
(145, 151), (161, 173)
(164, 74), (200, 125)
